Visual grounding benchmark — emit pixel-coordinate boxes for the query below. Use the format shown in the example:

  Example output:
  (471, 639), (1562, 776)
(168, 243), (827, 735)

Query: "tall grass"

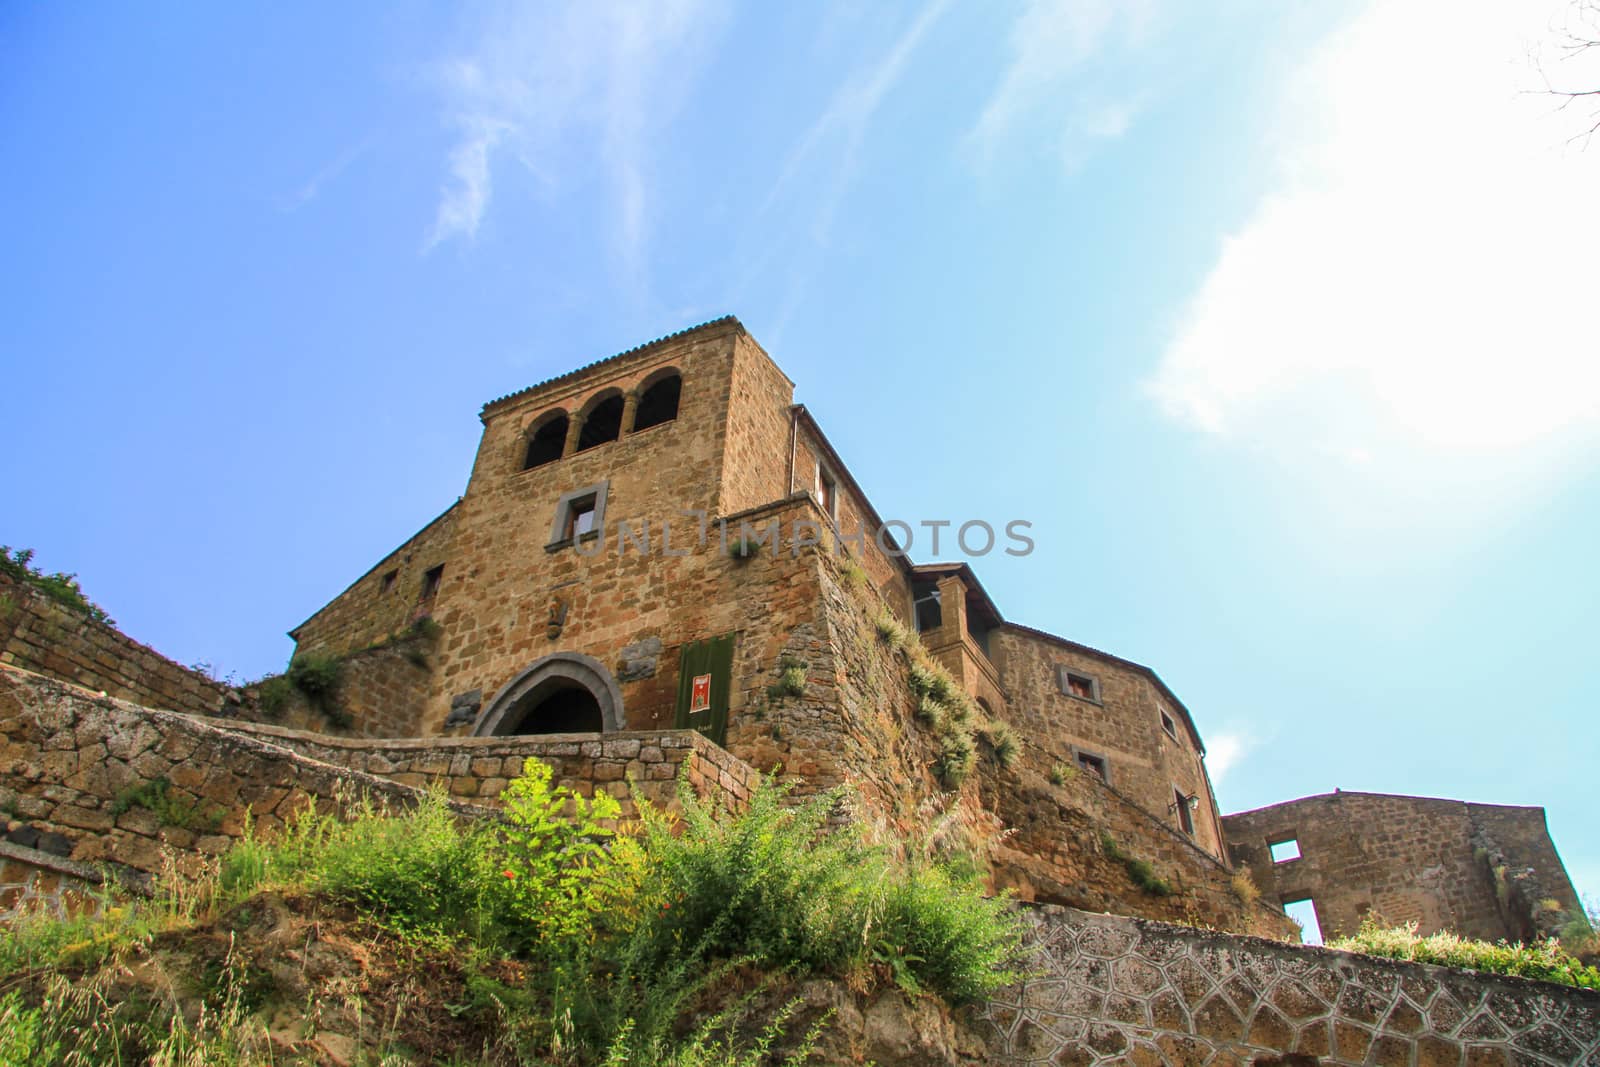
(2, 766), (1027, 1065)
(1328, 918), (1600, 990)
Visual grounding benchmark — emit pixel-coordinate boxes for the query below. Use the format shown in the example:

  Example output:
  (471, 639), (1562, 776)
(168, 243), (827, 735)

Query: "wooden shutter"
(674, 633), (736, 747)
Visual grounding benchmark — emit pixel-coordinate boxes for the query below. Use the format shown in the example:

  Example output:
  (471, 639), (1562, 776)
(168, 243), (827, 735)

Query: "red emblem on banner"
(690, 673), (712, 713)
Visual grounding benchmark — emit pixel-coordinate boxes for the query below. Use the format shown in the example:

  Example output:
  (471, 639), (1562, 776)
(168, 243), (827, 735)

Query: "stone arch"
(631, 367), (682, 432)
(576, 388), (625, 451)
(521, 409), (569, 470)
(473, 651), (625, 736)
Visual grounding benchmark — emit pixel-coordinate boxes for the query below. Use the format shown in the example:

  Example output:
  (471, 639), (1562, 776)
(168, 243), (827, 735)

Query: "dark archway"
(577, 393), (624, 451)
(502, 681), (603, 734)
(473, 651), (625, 736)
(523, 412), (568, 470)
(632, 372), (681, 432)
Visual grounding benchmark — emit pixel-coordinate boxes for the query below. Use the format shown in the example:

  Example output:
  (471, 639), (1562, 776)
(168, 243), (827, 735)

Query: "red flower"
(503, 870), (516, 880)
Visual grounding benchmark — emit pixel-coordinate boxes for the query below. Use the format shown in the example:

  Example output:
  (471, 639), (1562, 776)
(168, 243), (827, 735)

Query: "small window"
(913, 584), (942, 632)
(566, 495), (597, 539)
(1174, 788), (1195, 836)
(379, 569), (398, 595)
(547, 482), (610, 550)
(1160, 708), (1178, 740)
(419, 565), (444, 601)
(1057, 667), (1100, 703)
(1283, 897), (1324, 945)
(632, 373), (681, 432)
(1075, 749), (1108, 783)
(815, 465), (838, 521)
(1269, 838), (1301, 864)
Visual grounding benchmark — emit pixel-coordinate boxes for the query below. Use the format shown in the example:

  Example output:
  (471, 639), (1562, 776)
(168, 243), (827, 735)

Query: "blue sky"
(4, 2), (1598, 903)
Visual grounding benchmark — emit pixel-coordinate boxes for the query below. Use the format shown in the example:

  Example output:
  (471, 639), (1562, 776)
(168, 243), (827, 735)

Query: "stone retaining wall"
(0, 571), (227, 718)
(0, 666), (759, 883)
(213, 717), (762, 813)
(982, 904), (1600, 1066)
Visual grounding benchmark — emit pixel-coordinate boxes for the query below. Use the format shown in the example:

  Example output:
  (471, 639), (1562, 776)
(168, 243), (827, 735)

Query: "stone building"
(287, 316), (1257, 919)
(1224, 791), (1584, 944)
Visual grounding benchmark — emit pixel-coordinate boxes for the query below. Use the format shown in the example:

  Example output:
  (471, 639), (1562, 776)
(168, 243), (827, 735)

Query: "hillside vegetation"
(0, 767), (1026, 1066)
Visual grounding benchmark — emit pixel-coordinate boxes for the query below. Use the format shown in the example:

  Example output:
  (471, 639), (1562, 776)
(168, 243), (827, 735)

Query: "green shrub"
(767, 660), (807, 700)
(1049, 762), (1075, 786)
(873, 611), (907, 649)
(287, 652), (341, 700)
(914, 696), (946, 729)
(838, 560), (866, 589)
(255, 674), (293, 718)
(907, 663), (936, 700)
(1328, 918), (1600, 990)
(981, 721), (1019, 768)
(932, 730), (976, 789)
(0, 546), (113, 625)
(410, 615), (443, 640)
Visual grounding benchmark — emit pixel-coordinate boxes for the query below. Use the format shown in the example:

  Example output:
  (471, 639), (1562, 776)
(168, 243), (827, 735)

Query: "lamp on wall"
(1169, 792), (1200, 815)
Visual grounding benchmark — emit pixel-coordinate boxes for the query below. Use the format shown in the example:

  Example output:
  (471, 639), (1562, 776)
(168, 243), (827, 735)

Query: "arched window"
(577, 392), (624, 451)
(632, 371), (681, 432)
(522, 412), (568, 470)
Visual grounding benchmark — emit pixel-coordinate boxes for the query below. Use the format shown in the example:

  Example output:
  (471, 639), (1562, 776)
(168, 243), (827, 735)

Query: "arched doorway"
(499, 680), (603, 734)
(472, 651), (624, 736)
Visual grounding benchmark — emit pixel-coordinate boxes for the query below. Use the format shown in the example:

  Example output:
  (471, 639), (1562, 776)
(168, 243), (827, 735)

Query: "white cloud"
(278, 137), (373, 213)
(1149, 0), (1600, 461)
(423, 1), (726, 260)
(1205, 729), (1255, 785)
(967, 0), (1155, 170)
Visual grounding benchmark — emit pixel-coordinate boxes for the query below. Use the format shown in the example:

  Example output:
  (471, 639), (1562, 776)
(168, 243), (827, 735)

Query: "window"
(1074, 749), (1108, 783)
(577, 393), (624, 451)
(1057, 666), (1101, 703)
(814, 464), (839, 521)
(1282, 897), (1324, 945)
(379, 569), (398, 595)
(632, 372), (681, 432)
(1269, 838), (1301, 864)
(567, 496), (597, 539)
(419, 565), (444, 601)
(912, 583), (942, 632)
(547, 482), (610, 550)
(523, 412), (568, 470)
(1173, 788), (1195, 836)
(1160, 707), (1178, 740)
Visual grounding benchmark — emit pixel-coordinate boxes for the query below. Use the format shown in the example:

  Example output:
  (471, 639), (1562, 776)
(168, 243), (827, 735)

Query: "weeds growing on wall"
(1328, 917), (1600, 990)
(0, 546), (113, 625)
(0, 766), (1027, 1065)
(1100, 832), (1173, 897)
(109, 776), (222, 831)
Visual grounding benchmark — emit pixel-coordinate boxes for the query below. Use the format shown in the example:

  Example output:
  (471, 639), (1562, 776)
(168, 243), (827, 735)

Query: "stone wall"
(0, 840), (116, 921)
(0, 571), (227, 717)
(981, 903), (1600, 1066)
(0, 666), (759, 882)
(1224, 792), (1584, 944)
(214, 717), (761, 815)
(234, 628), (441, 739)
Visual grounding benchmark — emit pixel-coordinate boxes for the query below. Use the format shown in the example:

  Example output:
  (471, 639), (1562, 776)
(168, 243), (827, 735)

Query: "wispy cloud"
(748, 2), (950, 341)
(422, 1), (727, 263)
(277, 137), (373, 213)
(1147, 0), (1600, 468)
(967, 0), (1156, 171)
(768, 0), (951, 235)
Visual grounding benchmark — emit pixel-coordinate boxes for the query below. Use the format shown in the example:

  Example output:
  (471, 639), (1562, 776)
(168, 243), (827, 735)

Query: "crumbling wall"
(981, 903), (1600, 1065)
(0, 570), (227, 717)
(1223, 791), (1583, 944)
